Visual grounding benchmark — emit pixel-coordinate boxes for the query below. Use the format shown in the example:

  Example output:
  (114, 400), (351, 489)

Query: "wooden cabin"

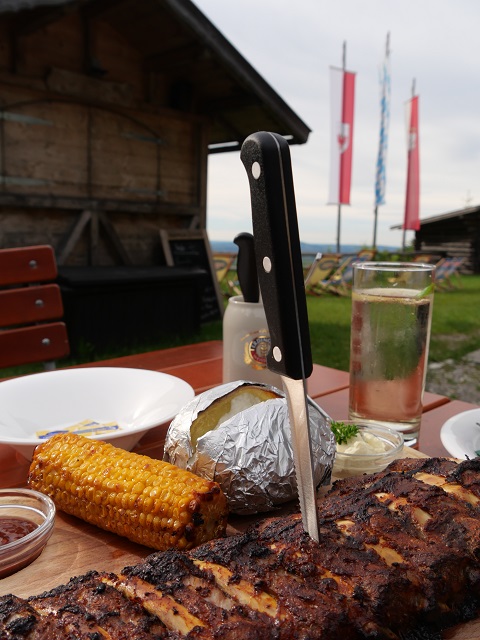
(0, 0), (310, 265)
(414, 205), (480, 274)
(0, 0), (310, 354)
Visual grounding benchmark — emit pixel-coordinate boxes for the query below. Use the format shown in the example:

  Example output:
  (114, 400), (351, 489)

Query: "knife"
(234, 232), (259, 303)
(240, 131), (320, 542)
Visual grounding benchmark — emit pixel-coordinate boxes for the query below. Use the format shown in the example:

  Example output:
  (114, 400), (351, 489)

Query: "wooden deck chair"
(302, 252), (320, 277)
(0, 245), (70, 370)
(305, 254), (340, 295)
(356, 248), (377, 260)
(212, 252), (239, 297)
(213, 252), (235, 283)
(448, 257), (466, 288)
(435, 256), (465, 291)
(410, 253), (441, 264)
(312, 254), (357, 296)
(320, 252), (374, 296)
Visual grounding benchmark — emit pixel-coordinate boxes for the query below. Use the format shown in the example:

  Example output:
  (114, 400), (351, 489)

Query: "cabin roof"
(391, 205), (480, 230)
(1, 0), (311, 153)
(415, 205), (480, 227)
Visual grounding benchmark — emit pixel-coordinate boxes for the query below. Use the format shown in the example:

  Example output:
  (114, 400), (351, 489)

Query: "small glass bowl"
(0, 488), (56, 579)
(331, 422), (404, 479)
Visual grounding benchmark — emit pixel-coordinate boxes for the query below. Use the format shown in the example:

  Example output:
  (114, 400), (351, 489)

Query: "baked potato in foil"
(163, 381), (335, 515)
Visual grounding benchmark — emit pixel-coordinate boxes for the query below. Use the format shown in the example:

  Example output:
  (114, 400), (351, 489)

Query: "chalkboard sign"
(159, 229), (223, 322)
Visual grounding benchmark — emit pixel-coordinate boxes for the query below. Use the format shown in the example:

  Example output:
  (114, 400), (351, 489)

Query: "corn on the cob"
(28, 432), (228, 551)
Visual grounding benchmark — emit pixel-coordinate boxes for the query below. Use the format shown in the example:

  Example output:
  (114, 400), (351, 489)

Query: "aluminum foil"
(163, 380), (336, 515)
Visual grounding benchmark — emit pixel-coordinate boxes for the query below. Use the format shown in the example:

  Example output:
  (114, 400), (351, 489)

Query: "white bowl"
(0, 367), (194, 459)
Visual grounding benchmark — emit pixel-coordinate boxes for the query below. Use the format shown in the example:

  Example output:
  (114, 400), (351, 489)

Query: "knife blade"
(240, 131), (320, 542)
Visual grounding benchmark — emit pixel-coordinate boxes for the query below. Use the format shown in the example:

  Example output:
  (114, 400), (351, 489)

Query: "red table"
(0, 339), (475, 490)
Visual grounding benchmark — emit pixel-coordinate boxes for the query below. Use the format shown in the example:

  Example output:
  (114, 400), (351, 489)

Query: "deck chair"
(410, 253), (441, 264)
(435, 256), (465, 291)
(212, 252), (239, 297)
(0, 245), (70, 370)
(305, 254), (340, 295)
(315, 251), (375, 296)
(213, 252), (235, 283)
(309, 254), (356, 296)
(356, 249), (377, 260)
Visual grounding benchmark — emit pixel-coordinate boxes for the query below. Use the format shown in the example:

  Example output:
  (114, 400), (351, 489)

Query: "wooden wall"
(414, 210), (480, 274)
(0, 11), (209, 266)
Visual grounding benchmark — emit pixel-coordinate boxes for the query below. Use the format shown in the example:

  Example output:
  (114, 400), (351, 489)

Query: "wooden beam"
(90, 209), (100, 265)
(0, 193), (201, 217)
(57, 209), (92, 266)
(56, 208), (132, 266)
(98, 211), (132, 265)
(46, 67), (133, 108)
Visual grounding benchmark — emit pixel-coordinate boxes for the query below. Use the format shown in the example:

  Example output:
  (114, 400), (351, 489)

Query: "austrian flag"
(404, 95), (420, 231)
(328, 66), (356, 205)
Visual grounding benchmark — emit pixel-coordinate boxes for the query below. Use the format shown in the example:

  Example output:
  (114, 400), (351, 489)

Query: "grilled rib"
(29, 570), (175, 639)
(0, 457), (479, 639)
(0, 593), (69, 639)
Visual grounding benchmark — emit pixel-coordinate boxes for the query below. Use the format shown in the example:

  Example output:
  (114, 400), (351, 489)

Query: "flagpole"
(373, 33), (390, 250)
(336, 41), (346, 254)
(402, 77), (416, 251)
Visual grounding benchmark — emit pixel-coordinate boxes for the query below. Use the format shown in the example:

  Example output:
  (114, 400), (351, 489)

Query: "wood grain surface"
(1, 448), (478, 639)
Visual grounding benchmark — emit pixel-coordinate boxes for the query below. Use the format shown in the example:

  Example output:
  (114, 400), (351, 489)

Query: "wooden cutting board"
(1, 450), (479, 639)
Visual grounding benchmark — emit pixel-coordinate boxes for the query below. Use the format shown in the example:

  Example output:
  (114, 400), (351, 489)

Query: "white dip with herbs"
(337, 431), (390, 455)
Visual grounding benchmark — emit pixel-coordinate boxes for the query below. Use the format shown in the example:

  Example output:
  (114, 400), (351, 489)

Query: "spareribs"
(1, 457), (479, 640)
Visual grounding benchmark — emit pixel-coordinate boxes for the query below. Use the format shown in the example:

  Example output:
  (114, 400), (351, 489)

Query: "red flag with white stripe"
(328, 66), (356, 205)
(404, 95), (420, 230)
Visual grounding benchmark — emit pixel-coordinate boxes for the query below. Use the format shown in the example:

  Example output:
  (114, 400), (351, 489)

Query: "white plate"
(0, 367), (194, 460)
(440, 408), (480, 459)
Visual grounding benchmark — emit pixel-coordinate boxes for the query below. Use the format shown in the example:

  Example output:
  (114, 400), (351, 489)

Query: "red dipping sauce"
(0, 516), (37, 545)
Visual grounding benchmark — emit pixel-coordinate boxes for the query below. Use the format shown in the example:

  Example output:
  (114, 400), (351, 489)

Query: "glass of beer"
(348, 262), (435, 446)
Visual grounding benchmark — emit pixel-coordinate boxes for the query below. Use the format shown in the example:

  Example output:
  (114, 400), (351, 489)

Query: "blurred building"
(413, 205), (480, 274)
(0, 0), (311, 351)
(0, 0), (310, 266)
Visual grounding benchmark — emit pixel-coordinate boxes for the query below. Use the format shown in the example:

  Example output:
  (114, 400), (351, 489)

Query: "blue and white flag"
(374, 34), (391, 207)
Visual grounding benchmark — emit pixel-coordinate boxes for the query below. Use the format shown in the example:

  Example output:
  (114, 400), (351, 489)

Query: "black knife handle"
(240, 131), (313, 380)
(233, 232), (259, 303)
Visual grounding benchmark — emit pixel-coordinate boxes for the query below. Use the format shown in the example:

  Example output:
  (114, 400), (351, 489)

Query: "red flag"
(404, 95), (420, 230)
(328, 67), (356, 205)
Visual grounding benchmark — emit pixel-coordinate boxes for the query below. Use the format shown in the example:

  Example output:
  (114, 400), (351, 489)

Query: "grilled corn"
(28, 432), (228, 550)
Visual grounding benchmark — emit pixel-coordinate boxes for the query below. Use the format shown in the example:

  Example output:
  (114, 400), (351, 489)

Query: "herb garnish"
(330, 421), (359, 445)
(415, 283), (435, 300)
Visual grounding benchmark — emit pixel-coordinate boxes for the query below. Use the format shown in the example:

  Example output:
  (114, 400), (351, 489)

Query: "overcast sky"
(194, 0), (480, 249)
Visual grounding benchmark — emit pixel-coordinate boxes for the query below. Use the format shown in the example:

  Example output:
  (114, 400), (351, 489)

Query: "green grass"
(2, 275), (480, 379)
(307, 293), (353, 370)
(428, 275), (480, 362)
(307, 274), (480, 371)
